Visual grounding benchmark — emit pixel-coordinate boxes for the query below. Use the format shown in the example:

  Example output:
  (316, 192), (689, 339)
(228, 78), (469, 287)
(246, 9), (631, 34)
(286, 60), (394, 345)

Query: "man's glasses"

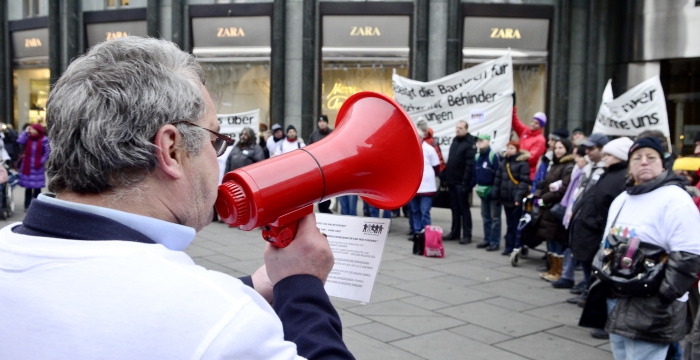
(171, 121), (233, 157)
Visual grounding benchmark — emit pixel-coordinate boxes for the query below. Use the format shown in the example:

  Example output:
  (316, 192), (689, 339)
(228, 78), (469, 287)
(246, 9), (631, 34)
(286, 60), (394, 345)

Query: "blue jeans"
(480, 195), (502, 247)
(560, 248), (575, 281)
(410, 196), (432, 233)
(369, 204), (392, 218)
(503, 205), (521, 253)
(338, 195), (358, 216)
(606, 298), (670, 360)
(546, 240), (565, 255)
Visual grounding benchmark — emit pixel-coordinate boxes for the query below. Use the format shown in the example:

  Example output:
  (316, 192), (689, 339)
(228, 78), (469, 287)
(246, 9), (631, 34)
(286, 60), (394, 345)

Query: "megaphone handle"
(262, 204), (315, 248)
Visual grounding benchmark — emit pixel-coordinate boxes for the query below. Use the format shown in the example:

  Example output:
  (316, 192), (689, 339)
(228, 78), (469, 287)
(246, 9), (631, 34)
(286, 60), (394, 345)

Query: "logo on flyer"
(362, 222), (385, 235)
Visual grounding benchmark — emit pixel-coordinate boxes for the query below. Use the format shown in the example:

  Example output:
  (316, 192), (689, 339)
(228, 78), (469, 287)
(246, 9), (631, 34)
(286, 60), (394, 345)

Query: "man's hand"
(264, 213), (335, 286)
(251, 264), (273, 304)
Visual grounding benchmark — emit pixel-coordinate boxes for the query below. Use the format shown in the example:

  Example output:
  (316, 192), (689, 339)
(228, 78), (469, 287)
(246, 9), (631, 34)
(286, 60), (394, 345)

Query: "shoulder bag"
(592, 200), (668, 298)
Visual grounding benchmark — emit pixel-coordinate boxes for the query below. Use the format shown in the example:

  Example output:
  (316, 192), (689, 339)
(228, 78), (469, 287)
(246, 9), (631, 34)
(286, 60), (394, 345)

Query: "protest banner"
(392, 53), (513, 159)
(217, 109), (261, 142)
(216, 109), (260, 184)
(592, 76), (669, 137)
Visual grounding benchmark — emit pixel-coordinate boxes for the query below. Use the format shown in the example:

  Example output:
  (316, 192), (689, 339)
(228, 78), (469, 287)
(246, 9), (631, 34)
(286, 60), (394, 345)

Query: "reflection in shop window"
(107, 0), (130, 8)
(14, 68), (50, 129)
(201, 62), (271, 128)
(321, 62), (408, 127)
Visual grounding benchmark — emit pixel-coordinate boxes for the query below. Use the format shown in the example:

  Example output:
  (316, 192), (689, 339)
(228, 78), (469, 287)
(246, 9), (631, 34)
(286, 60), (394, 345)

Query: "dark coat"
(225, 144), (265, 173)
(470, 146), (500, 188)
(569, 161), (629, 262)
(442, 134), (477, 186)
(307, 128), (332, 145)
(493, 150), (531, 207)
(17, 130), (50, 189)
(533, 154), (575, 242)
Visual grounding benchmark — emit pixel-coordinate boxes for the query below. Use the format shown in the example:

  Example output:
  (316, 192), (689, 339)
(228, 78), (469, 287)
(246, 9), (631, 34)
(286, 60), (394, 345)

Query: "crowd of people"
(395, 103), (700, 360)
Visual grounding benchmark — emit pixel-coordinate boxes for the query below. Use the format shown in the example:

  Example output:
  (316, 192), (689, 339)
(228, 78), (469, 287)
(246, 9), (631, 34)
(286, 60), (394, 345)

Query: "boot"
(536, 252), (550, 272)
(539, 253), (555, 280)
(543, 254), (563, 282)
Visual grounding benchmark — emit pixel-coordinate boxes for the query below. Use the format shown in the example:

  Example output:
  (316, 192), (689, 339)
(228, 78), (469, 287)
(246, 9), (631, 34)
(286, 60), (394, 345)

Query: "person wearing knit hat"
(492, 139), (530, 255)
(602, 137), (634, 164)
(272, 124), (305, 157)
(628, 137), (664, 165)
(511, 107), (547, 181)
(266, 123), (285, 155)
(549, 128), (569, 141)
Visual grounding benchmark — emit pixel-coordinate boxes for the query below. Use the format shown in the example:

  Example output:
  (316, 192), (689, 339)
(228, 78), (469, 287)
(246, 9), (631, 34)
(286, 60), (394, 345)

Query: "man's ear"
(154, 124), (184, 179)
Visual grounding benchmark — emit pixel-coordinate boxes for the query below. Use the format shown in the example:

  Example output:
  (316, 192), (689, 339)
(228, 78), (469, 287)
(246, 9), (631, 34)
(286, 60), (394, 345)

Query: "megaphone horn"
(216, 91), (424, 247)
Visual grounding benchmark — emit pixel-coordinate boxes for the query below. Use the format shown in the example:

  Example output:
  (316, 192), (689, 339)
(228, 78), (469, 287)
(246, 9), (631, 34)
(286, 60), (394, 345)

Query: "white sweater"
(0, 225), (303, 360)
(273, 139), (305, 157)
(603, 185), (700, 301)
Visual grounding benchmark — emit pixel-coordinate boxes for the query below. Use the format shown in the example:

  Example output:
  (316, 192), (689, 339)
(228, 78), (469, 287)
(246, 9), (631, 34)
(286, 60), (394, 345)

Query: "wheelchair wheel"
(520, 246), (529, 258)
(5, 184), (14, 218)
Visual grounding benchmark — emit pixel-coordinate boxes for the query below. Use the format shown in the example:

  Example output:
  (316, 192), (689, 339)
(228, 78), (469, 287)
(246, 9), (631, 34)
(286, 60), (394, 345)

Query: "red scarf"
(22, 124), (45, 175)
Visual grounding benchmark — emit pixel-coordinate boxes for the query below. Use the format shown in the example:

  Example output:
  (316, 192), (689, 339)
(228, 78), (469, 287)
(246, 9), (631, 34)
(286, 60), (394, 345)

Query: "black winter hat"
(549, 128), (569, 141)
(286, 124), (296, 133)
(572, 127), (585, 135)
(629, 137), (664, 160)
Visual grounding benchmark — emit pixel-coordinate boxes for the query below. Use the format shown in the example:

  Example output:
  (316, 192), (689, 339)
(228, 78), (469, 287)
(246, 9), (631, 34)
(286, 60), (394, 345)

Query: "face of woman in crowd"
(554, 141), (567, 159)
(629, 148), (664, 185)
(574, 153), (588, 168)
(506, 145), (517, 157)
(287, 129), (297, 140)
(27, 127), (37, 136)
(603, 154), (621, 168)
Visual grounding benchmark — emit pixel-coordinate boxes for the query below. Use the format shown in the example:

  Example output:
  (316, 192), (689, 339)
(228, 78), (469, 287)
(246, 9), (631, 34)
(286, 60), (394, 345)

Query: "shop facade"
(10, 17), (50, 129)
(190, 4), (274, 130)
(460, 4), (553, 126)
(319, 2), (412, 126)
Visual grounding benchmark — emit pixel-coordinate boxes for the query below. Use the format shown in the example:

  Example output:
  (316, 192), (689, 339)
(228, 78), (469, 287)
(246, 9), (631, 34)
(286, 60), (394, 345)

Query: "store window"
(11, 26), (49, 129)
(191, 14), (272, 126)
(321, 15), (411, 126)
(661, 58), (700, 155)
(462, 15), (550, 125)
(201, 62), (270, 121)
(107, 0), (130, 8)
(321, 62), (408, 127)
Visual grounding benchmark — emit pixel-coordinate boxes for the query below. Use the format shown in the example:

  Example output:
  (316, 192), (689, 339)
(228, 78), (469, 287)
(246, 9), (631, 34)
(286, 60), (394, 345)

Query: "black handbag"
(550, 203), (566, 222)
(592, 200), (668, 298)
(432, 185), (451, 209)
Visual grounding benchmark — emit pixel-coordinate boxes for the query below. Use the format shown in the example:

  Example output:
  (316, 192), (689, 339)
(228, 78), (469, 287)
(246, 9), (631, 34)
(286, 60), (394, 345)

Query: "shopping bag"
(424, 225), (444, 258)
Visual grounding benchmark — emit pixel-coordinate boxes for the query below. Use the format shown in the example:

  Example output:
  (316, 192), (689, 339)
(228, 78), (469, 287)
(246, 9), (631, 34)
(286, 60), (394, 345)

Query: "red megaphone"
(215, 91), (423, 247)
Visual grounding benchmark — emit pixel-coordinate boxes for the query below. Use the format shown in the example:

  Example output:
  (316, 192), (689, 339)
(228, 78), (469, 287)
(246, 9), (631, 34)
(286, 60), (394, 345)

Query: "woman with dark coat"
(225, 127), (265, 173)
(533, 138), (574, 282)
(493, 140), (531, 256)
(581, 137), (700, 360)
(17, 124), (49, 211)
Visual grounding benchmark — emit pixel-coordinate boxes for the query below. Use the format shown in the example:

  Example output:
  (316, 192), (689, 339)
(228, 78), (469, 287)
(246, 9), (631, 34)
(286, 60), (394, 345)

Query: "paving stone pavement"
(0, 188), (613, 359)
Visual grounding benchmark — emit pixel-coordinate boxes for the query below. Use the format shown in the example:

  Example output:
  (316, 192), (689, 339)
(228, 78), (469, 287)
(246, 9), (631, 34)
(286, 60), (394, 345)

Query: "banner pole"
(666, 136), (673, 154)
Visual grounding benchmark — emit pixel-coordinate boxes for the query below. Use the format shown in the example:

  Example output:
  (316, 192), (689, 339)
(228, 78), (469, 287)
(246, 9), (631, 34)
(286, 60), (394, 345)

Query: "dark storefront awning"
(12, 28), (49, 68)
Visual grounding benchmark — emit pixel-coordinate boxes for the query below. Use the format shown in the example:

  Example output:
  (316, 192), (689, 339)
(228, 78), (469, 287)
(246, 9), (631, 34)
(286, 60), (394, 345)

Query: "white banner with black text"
(392, 53), (513, 160)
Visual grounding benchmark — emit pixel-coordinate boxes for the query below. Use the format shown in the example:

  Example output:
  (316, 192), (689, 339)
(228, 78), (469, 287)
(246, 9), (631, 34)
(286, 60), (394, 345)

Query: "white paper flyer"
(316, 213), (390, 304)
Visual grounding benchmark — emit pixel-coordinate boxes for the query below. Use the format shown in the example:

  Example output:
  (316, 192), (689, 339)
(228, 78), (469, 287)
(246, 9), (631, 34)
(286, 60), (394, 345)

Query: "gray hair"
(46, 37), (208, 194)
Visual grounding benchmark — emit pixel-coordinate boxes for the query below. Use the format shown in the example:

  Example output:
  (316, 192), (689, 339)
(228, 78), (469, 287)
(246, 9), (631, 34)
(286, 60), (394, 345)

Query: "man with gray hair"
(0, 37), (353, 359)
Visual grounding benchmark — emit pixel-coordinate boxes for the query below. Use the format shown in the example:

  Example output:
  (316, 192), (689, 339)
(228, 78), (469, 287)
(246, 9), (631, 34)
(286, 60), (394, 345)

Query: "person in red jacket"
(511, 107), (546, 181)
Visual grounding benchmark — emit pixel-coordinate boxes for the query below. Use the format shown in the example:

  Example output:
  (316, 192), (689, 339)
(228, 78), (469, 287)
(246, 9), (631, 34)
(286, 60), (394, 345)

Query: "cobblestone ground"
(1, 188), (612, 360)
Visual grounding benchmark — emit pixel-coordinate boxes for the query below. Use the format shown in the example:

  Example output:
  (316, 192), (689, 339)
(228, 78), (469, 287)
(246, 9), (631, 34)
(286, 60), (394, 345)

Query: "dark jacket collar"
(12, 198), (155, 244)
